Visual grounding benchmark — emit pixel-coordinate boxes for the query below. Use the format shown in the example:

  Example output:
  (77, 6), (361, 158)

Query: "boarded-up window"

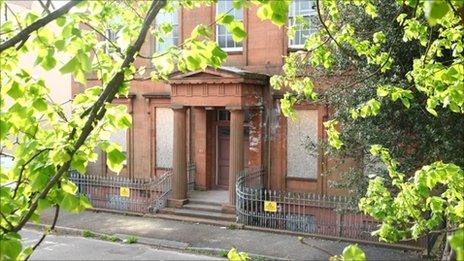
(286, 110), (318, 179)
(156, 108), (173, 168)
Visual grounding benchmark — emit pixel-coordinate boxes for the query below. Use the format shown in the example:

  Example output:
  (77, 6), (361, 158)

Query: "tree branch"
(12, 148), (52, 199)
(315, 0), (357, 60)
(24, 205), (60, 261)
(38, 0), (52, 15)
(0, 0), (82, 52)
(11, 0), (166, 233)
(5, 3), (23, 30)
(0, 211), (14, 230)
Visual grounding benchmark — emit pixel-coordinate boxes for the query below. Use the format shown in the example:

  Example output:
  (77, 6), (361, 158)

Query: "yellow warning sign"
(120, 187), (130, 197)
(264, 201), (277, 212)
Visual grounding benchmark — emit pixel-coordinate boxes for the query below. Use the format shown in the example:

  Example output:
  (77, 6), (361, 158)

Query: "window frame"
(288, 0), (318, 49)
(155, 9), (180, 52)
(215, 1), (244, 52)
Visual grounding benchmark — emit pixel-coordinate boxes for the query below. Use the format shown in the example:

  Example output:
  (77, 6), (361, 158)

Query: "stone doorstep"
(23, 223), (279, 261)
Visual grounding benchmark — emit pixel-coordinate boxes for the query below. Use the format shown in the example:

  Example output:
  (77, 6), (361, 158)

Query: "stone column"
(224, 107), (244, 212)
(168, 105), (188, 208)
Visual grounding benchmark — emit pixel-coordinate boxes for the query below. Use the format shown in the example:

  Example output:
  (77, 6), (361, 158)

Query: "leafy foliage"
(271, 0), (464, 258)
(0, 0), (262, 259)
(227, 248), (249, 261)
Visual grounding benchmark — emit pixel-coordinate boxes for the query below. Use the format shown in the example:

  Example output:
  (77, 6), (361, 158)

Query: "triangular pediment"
(170, 66), (241, 80)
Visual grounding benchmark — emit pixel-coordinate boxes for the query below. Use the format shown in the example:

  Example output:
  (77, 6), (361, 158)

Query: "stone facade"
(75, 4), (349, 209)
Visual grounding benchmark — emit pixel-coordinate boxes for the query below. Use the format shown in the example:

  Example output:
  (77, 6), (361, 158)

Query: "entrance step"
(187, 199), (223, 206)
(182, 203), (223, 213)
(159, 207), (236, 222)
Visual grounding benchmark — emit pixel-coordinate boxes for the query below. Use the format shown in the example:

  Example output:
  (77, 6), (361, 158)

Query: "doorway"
(214, 109), (250, 189)
(217, 126), (230, 188)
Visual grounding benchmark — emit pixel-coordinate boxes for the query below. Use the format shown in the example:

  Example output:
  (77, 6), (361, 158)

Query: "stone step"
(182, 203), (223, 213)
(187, 199), (224, 207)
(160, 207), (236, 222)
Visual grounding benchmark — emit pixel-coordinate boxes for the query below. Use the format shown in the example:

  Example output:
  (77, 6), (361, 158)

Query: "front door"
(217, 126), (230, 188)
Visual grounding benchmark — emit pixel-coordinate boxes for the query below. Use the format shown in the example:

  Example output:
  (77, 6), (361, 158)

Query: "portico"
(166, 67), (268, 212)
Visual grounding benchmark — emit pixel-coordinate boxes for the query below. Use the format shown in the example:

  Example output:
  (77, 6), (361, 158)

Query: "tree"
(0, 0), (295, 259)
(272, 0), (463, 259)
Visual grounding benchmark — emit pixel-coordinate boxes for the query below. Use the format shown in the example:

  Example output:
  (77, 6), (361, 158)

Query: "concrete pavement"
(22, 229), (221, 260)
(35, 209), (422, 260)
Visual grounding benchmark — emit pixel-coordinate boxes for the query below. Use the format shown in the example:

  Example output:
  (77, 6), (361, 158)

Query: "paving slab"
(37, 209), (422, 260)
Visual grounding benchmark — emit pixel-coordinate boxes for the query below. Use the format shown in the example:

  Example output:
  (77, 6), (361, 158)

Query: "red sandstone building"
(77, 1), (346, 212)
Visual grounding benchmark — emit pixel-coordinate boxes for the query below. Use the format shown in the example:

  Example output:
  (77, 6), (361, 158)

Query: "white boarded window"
(156, 108), (173, 168)
(109, 129), (127, 165)
(287, 110), (318, 179)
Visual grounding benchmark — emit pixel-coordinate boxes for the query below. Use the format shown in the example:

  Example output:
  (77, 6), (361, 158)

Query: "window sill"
(286, 176), (317, 182)
(287, 46), (306, 52)
(221, 47), (243, 54)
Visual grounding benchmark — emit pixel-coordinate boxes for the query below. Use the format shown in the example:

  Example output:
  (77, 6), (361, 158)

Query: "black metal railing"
(69, 162), (196, 214)
(235, 168), (426, 249)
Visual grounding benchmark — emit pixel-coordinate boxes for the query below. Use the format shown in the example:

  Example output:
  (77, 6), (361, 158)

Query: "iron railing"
(236, 168), (426, 248)
(70, 162), (195, 214)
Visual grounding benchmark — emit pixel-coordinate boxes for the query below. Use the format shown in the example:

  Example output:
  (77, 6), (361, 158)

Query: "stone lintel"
(171, 104), (185, 110)
(225, 106), (243, 111)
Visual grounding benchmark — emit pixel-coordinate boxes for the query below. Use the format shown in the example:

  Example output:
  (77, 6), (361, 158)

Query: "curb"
(24, 223), (281, 260)
(187, 247), (290, 261)
(24, 223), (189, 250)
(86, 208), (422, 253)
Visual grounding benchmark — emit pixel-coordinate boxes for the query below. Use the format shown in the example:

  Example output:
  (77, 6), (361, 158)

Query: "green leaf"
(55, 39), (66, 51)
(6, 81), (23, 99)
(231, 23), (247, 42)
(342, 244), (366, 261)
(106, 145), (126, 173)
(78, 195), (92, 210)
(0, 232), (22, 260)
(60, 192), (80, 212)
(71, 157), (87, 174)
(30, 172), (49, 191)
(32, 98), (48, 112)
(377, 87), (389, 97)
(448, 230), (464, 261)
(269, 0), (289, 27)
(56, 17), (66, 27)
(38, 198), (52, 211)
(401, 98), (410, 109)
(62, 180), (78, 194)
(59, 56), (79, 74)
(0, 120), (10, 140)
(218, 14), (234, 25)
(424, 0), (450, 25)
(77, 50), (92, 72)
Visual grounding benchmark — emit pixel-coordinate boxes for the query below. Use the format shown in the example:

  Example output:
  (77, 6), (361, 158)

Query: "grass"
(125, 235), (138, 244)
(82, 230), (94, 238)
(227, 224), (237, 230)
(82, 230), (120, 243)
(100, 234), (120, 242)
(219, 249), (229, 257)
